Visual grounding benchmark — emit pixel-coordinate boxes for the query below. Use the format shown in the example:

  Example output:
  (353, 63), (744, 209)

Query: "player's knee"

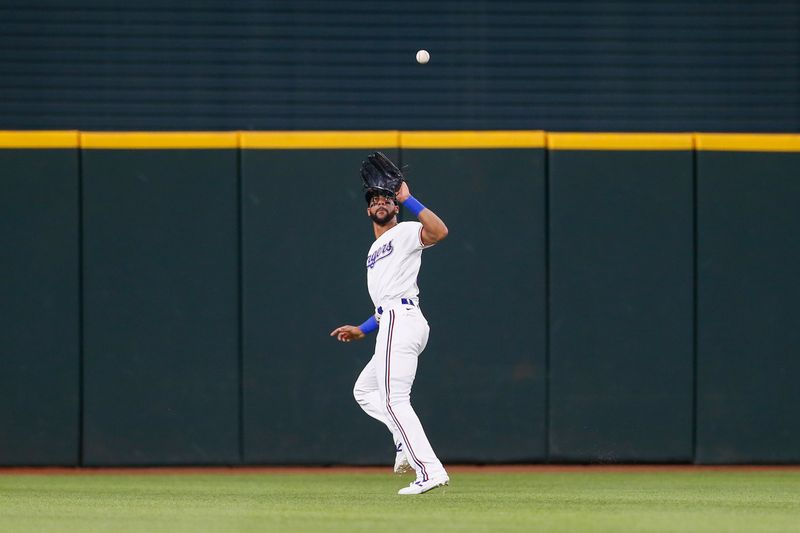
(386, 394), (410, 409)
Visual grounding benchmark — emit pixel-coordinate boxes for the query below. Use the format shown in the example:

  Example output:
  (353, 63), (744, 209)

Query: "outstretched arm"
(396, 182), (448, 246)
(329, 325), (366, 343)
(330, 314), (377, 342)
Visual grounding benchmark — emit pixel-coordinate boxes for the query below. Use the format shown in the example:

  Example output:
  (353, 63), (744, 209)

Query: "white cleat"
(397, 475), (449, 495)
(394, 453), (412, 474)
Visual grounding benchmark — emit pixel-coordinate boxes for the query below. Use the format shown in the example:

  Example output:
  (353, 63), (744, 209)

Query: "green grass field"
(1, 470), (799, 532)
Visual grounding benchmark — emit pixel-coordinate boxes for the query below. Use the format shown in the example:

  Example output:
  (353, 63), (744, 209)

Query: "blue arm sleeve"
(402, 195), (426, 217)
(358, 315), (379, 334)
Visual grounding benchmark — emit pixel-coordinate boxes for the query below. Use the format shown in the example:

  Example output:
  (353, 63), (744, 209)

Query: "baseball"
(416, 49), (430, 64)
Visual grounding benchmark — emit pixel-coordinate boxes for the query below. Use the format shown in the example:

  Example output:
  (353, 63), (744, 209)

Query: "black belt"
(377, 298), (415, 315)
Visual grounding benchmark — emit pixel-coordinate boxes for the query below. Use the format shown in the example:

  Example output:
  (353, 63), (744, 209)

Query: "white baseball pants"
(353, 304), (447, 482)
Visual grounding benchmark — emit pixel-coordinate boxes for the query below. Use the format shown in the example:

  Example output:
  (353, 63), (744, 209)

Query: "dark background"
(0, 0), (798, 131)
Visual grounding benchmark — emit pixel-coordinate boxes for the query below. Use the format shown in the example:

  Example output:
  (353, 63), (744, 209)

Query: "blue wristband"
(358, 315), (378, 334)
(403, 195), (426, 217)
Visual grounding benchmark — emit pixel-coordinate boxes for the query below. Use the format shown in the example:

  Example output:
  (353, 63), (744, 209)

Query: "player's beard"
(369, 208), (395, 226)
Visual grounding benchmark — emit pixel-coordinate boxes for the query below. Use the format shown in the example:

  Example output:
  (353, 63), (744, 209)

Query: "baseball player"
(330, 152), (450, 495)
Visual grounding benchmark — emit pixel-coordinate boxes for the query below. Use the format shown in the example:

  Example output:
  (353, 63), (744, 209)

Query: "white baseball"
(416, 50), (430, 64)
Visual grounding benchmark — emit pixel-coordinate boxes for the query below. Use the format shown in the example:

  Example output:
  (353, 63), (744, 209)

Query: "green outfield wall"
(694, 135), (800, 464)
(1, 131), (798, 466)
(0, 132), (81, 465)
(80, 134), (241, 465)
(547, 134), (694, 462)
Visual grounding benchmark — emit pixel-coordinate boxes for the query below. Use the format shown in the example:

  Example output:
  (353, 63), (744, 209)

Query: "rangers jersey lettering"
(366, 221), (430, 308)
(366, 240), (394, 269)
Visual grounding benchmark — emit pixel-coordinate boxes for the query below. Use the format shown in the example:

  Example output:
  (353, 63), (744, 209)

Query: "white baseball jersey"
(365, 221), (430, 308)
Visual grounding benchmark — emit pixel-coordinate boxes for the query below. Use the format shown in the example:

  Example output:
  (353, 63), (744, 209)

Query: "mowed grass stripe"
(0, 472), (799, 533)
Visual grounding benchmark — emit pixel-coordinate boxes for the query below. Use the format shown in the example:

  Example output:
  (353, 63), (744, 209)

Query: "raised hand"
(396, 181), (411, 203)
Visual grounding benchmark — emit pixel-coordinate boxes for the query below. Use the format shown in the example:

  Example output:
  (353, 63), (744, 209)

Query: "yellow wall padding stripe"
(401, 131), (546, 149)
(4, 131), (800, 151)
(0, 130), (79, 148)
(241, 131), (400, 149)
(81, 132), (239, 149)
(548, 133), (694, 151)
(695, 134), (800, 152)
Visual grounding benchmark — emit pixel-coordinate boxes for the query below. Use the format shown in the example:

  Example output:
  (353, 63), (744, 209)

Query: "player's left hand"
(329, 325), (366, 342)
(396, 181), (410, 203)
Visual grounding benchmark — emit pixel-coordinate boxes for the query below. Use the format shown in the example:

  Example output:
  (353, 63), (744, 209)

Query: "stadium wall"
(1, 131), (798, 466)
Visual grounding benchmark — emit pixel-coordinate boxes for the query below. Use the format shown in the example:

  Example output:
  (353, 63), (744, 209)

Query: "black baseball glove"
(360, 152), (404, 204)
